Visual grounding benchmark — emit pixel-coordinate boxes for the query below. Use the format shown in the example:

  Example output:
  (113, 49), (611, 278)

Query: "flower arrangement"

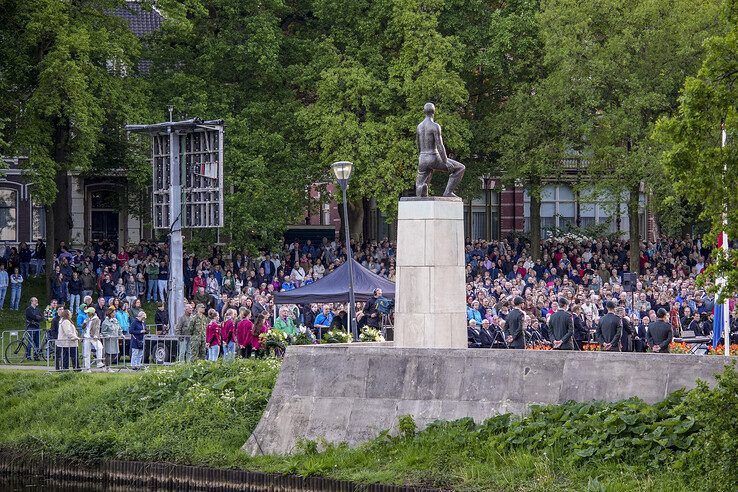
(527, 344), (552, 350)
(291, 332), (316, 345)
(708, 344), (738, 356)
(259, 329), (287, 347)
(359, 327), (385, 343)
(668, 342), (691, 354)
(322, 329), (352, 344)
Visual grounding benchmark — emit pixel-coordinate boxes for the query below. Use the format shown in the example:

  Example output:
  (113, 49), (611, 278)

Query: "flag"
(713, 302), (725, 349)
(713, 230), (730, 349)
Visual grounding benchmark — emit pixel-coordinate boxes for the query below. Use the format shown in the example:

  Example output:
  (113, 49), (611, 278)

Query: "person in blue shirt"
(466, 300), (483, 323)
(116, 302), (131, 334)
(313, 305), (334, 337)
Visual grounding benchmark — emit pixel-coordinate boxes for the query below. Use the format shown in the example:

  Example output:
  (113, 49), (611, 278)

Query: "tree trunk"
(53, 168), (71, 246)
(628, 183), (640, 274)
(530, 187), (542, 261)
(347, 197), (364, 244)
(45, 205), (55, 301)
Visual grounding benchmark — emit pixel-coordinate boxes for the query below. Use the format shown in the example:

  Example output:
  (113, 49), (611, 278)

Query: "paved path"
(0, 364), (136, 373)
(0, 364), (49, 371)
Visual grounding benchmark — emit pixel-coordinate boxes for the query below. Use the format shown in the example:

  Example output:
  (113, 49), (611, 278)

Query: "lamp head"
(331, 161), (353, 183)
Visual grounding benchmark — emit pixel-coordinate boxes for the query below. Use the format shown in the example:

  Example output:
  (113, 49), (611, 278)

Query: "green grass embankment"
(0, 360), (736, 491)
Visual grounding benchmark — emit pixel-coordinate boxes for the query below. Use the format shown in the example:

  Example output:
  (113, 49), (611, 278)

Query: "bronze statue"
(415, 102), (465, 197)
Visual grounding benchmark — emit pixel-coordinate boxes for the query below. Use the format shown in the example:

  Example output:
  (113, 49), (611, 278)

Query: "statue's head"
(423, 102), (435, 116)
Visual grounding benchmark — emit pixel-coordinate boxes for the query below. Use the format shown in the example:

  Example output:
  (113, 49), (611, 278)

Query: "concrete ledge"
(243, 345), (734, 455)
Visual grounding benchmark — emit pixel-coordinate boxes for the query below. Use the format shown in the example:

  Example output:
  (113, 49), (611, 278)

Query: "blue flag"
(712, 303), (724, 349)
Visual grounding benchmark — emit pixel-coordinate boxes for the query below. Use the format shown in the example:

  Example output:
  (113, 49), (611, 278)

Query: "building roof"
(112, 1), (163, 38)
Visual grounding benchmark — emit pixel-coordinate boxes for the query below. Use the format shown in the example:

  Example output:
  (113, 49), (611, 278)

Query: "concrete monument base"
(394, 197), (466, 348)
(243, 345), (733, 455)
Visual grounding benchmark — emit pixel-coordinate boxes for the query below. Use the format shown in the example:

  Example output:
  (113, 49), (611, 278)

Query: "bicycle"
(4, 330), (51, 364)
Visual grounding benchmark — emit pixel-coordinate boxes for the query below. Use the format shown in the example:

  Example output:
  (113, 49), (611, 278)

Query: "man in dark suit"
(505, 296), (526, 349)
(467, 319), (482, 348)
(572, 305), (589, 350)
(478, 319), (495, 348)
(549, 297), (574, 350)
(596, 300), (622, 351)
(633, 316), (649, 352)
(617, 306), (635, 352)
(647, 308), (673, 353)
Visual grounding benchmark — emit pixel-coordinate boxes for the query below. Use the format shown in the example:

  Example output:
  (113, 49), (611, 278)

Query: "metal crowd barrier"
(38, 334), (193, 372)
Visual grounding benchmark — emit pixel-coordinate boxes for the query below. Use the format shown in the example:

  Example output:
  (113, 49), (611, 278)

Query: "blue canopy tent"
(274, 259), (395, 305)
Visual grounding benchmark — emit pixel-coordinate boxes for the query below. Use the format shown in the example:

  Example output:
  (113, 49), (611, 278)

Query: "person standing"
(10, 267), (23, 310)
(618, 307), (635, 352)
(505, 297), (526, 349)
(221, 309), (237, 361)
(188, 304), (208, 360)
(67, 271), (82, 315)
(57, 309), (81, 370)
(647, 308), (674, 353)
(0, 264), (9, 309)
(146, 259), (159, 302)
(19, 242), (31, 281)
(236, 308), (254, 358)
(175, 303), (194, 362)
(82, 307), (103, 370)
(596, 300), (623, 352)
(205, 309), (222, 361)
(158, 259), (169, 302)
(24, 297), (43, 360)
(154, 302), (168, 335)
(100, 307), (122, 368)
(129, 311), (147, 369)
(548, 297), (574, 350)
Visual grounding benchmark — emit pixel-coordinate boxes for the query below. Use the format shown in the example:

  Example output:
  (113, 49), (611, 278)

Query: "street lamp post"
(332, 161), (358, 340)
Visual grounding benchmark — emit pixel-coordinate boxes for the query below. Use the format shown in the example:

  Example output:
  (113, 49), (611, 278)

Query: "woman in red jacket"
(192, 270), (207, 298)
(205, 309), (221, 361)
(221, 308), (236, 361)
(236, 308), (253, 358)
(246, 313), (270, 358)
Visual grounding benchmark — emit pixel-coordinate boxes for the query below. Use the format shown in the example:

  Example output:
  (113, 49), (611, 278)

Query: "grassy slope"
(0, 361), (713, 491)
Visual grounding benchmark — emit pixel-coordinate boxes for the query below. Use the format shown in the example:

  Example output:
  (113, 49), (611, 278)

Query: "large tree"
(0, 0), (143, 295)
(296, 0), (469, 239)
(537, 0), (726, 272)
(656, 3), (738, 298)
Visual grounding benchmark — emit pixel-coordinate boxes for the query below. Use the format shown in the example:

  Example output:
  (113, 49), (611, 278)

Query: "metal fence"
(1, 328), (193, 372)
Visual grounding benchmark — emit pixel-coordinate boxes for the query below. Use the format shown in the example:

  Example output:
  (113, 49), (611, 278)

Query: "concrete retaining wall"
(243, 345), (734, 456)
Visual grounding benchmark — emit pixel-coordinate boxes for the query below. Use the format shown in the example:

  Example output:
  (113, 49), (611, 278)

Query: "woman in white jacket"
(57, 309), (81, 370)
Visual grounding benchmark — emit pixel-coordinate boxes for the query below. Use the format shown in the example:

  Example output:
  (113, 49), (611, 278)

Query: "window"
(0, 189), (17, 241)
(32, 201), (46, 241)
(523, 185), (575, 236)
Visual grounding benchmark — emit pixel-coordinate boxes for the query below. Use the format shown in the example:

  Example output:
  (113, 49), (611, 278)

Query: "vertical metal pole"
(721, 123), (730, 356)
(168, 128), (184, 335)
(341, 183), (358, 340)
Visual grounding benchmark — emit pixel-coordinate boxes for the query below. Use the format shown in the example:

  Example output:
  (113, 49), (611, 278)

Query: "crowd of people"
(19, 233), (738, 369)
(463, 236), (738, 352)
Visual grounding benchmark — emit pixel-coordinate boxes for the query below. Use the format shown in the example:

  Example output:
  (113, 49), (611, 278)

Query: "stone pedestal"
(394, 197), (467, 348)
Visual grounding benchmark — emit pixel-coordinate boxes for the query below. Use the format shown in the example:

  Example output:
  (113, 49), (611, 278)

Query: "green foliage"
(655, 2), (738, 296)
(0, 359), (279, 466)
(398, 414), (416, 439)
(253, 365), (738, 491)
(0, 0), (144, 204)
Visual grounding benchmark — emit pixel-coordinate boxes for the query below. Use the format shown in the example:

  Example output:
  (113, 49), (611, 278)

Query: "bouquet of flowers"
(259, 329), (287, 347)
(359, 327), (385, 343)
(322, 329), (352, 344)
(291, 332), (316, 345)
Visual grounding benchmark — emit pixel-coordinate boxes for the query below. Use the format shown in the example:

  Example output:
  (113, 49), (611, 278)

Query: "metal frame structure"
(126, 118), (224, 334)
